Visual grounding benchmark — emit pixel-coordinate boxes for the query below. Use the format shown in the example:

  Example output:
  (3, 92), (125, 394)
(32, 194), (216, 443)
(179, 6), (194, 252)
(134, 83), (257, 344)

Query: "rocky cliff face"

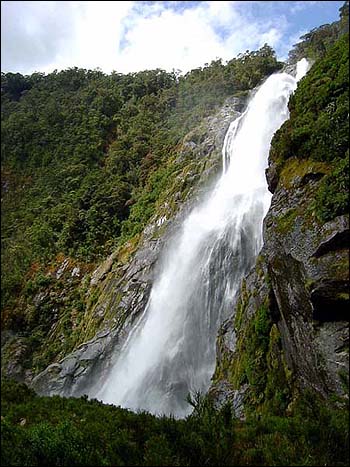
(210, 36), (349, 417)
(265, 158), (348, 394)
(210, 143), (349, 418)
(30, 96), (246, 396)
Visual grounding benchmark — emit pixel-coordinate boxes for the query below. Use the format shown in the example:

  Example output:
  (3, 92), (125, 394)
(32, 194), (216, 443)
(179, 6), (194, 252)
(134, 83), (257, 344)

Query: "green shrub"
(315, 154), (349, 222)
(0, 380), (348, 466)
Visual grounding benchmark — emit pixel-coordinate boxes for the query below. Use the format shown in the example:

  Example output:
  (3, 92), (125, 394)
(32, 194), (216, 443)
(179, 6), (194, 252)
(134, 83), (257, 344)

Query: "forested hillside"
(2, 46), (281, 367)
(1, 2), (349, 466)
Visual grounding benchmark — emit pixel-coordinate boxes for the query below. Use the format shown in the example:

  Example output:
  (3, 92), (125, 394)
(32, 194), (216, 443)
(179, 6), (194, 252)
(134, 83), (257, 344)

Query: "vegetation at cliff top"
(273, 32), (348, 165)
(288, 0), (349, 63)
(271, 28), (348, 222)
(1, 378), (348, 467)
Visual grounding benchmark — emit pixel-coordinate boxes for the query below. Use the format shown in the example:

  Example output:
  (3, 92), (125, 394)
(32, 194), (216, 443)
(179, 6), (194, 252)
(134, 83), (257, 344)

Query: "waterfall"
(94, 59), (309, 418)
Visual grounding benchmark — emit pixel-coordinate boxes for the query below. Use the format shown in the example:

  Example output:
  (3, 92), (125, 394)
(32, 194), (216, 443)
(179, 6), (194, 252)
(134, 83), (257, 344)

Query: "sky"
(1, 1), (345, 76)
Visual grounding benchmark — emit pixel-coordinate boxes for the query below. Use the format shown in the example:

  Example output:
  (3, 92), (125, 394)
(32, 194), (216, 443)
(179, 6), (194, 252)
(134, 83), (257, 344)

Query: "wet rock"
(315, 321), (349, 395)
(265, 161), (279, 193)
(56, 259), (69, 279)
(267, 253), (331, 395)
(223, 327), (237, 352)
(262, 174), (349, 398)
(71, 267), (80, 277)
(313, 229), (349, 258)
(210, 380), (247, 419)
(90, 251), (118, 286)
(33, 291), (48, 307)
(1, 337), (30, 382)
(212, 138), (348, 414)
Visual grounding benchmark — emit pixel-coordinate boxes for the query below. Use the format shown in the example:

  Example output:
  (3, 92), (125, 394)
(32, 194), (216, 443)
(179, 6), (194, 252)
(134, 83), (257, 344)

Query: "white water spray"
(94, 60), (309, 418)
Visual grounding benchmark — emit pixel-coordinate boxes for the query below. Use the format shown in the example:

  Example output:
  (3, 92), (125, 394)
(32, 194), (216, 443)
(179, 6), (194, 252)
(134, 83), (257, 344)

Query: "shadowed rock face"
(263, 166), (348, 396)
(211, 153), (349, 416)
(210, 58), (348, 416)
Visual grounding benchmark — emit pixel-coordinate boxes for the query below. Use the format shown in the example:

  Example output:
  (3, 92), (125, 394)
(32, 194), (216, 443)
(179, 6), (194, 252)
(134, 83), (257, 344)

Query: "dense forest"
(1, 2), (349, 466)
(1, 42), (283, 371)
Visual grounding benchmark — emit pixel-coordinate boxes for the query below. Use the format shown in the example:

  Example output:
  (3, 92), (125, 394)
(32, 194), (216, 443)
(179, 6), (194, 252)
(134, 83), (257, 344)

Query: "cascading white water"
(94, 59), (309, 418)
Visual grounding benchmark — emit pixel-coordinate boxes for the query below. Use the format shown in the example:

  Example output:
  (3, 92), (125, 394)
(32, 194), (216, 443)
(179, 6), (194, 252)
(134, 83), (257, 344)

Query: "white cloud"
(116, 5), (226, 73)
(1, 1), (297, 75)
(41, 1), (134, 73)
(1, 1), (75, 71)
(115, 1), (289, 73)
(1, 1), (134, 74)
(289, 1), (318, 14)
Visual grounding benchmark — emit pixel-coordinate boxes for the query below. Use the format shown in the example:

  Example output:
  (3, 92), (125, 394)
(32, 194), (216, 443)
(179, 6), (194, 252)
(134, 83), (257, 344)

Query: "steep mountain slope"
(1, 3), (348, 466)
(29, 94), (246, 397)
(211, 32), (349, 416)
(1, 47), (280, 380)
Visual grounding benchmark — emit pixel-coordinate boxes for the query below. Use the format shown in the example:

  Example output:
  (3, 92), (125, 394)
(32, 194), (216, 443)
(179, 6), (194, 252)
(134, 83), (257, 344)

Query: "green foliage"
(272, 33), (349, 165)
(264, 325), (293, 415)
(218, 287), (294, 417)
(275, 208), (298, 234)
(0, 378), (36, 406)
(242, 305), (272, 403)
(230, 303), (273, 404)
(1, 379), (348, 466)
(1, 67), (176, 308)
(270, 31), (349, 223)
(314, 154), (349, 222)
(289, 24), (339, 63)
(1, 44), (281, 339)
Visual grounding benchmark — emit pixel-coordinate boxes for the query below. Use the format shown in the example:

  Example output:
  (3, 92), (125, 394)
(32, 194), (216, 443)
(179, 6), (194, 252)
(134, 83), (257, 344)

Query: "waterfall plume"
(93, 60), (310, 418)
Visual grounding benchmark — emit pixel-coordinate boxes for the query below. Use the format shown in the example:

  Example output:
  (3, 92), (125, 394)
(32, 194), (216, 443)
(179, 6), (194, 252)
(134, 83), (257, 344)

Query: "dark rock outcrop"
(211, 153), (349, 416)
(263, 159), (349, 396)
